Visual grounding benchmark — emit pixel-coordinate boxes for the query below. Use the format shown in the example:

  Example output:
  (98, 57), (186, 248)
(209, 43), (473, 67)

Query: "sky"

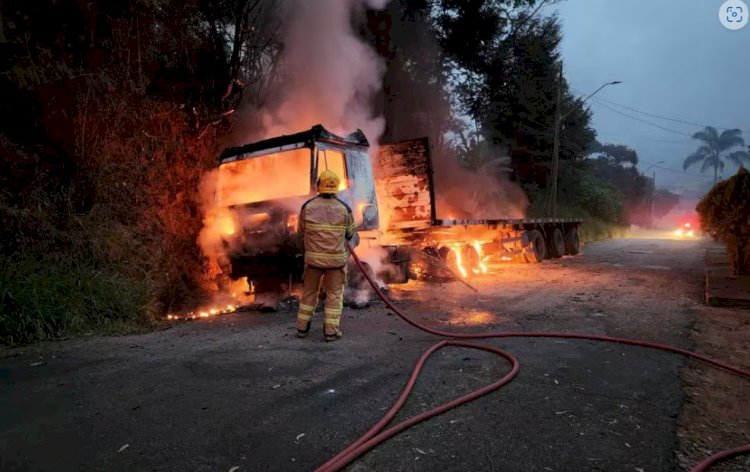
(551, 0), (750, 196)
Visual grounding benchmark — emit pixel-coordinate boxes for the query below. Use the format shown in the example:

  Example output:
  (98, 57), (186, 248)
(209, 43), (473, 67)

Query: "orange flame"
(167, 278), (249, 321)
(216, 208), (236, 236)
(473, 241), (488, 274)
(452, 244), (468, 278)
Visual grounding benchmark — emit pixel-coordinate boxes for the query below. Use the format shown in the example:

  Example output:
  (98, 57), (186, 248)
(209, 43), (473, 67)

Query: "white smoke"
(241, 0), (388, 154)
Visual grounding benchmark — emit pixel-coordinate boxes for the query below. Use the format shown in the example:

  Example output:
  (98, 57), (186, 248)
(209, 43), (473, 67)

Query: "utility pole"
(546, 66), (621, 217)
(548, 63), (563, 217)
(651, 169), (656, 228)
(644, 161), (664, 228)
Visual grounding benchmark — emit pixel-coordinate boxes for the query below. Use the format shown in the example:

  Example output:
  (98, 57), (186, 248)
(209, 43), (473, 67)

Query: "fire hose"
(314, 244), (750, 472)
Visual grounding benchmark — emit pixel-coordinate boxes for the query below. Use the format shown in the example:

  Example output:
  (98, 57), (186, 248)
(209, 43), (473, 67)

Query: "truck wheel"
(565, 227), (580, 255)
(523, 230), (546, 263)
(461, 245), (481, 275)
(548, 228), (565, 259)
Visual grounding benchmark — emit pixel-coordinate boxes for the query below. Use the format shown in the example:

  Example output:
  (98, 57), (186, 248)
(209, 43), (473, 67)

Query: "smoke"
(237, 0), (387, 150)
(346, 244), (400, 306)
(195, 0), (390, 308)
(432, 146), (529, 220)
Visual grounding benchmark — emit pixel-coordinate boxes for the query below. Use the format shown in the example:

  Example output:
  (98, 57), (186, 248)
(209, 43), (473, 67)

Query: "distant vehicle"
(673, 222), (696, 238)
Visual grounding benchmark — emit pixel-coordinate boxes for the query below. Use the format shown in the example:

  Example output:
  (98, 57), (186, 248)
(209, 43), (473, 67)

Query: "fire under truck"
(215, 125), (581, 295)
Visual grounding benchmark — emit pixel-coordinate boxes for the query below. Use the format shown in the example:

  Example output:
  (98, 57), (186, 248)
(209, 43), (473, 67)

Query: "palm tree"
(683, 127), (750, 184)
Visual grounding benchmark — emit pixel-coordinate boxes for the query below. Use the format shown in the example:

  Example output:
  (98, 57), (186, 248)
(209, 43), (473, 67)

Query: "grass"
(527, 200), (627, 244)
(555, 205), (627, 243)
(0, 253), (153, 345)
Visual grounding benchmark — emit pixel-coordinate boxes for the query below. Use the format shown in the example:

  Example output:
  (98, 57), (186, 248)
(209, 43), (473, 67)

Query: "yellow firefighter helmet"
(317, 169), (341, 194)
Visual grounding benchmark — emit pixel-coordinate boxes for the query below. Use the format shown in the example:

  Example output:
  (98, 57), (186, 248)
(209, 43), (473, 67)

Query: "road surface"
(2, 237), (749, 471)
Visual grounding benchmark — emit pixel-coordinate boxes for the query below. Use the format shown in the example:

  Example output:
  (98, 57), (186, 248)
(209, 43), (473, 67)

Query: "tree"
(697, 167), (750, 275)
(683, 126), (750, 184)
(587, 143), (652, 225)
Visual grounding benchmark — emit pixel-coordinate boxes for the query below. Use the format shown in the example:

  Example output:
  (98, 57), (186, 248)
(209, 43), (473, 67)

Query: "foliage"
(587, 143), (653, 225)
(556, 161), (627, 225)
(696, 167), (750, 275)
(0, 253), (150, 344)
(556, 205), (627, 243)
(0, 1), (279, 343)
(683, 126), (750, 184)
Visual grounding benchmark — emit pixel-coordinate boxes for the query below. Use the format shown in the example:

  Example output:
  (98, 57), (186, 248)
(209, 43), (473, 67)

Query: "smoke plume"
(432, 146), (529, 220)
(196, 0), (391, 306)
(237, 0), (387, 148)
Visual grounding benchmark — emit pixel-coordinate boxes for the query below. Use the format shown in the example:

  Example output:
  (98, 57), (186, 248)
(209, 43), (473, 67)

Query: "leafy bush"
(549, 161), (628, 225)
(0, 95), (219, 344)
(696, 167), (750, 275)
(556, 204), (627, 243)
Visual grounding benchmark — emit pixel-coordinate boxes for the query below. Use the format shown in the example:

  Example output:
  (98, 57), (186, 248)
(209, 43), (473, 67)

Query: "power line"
(654, 165), (716, 179)
(591, 96), (750, 135)
(596, 131), (690, 144)
(590, 100), (694, 137)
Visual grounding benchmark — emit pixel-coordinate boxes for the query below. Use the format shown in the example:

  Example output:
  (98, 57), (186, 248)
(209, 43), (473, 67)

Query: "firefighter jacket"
(299, 195), (358, 269)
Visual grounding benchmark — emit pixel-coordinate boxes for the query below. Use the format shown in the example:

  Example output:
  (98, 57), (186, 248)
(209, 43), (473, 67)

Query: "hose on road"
(314, 245), (750, 472)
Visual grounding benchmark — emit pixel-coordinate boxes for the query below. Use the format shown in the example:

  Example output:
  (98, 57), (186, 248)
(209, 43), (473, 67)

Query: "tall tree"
(683, 126), (750, 184)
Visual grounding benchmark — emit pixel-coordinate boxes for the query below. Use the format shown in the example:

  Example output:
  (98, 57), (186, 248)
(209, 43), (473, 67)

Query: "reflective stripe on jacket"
(299, 195), (356, 269)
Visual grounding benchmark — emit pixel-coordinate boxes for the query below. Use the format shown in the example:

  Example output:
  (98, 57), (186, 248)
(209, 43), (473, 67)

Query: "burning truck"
(211, 124), (581, 302)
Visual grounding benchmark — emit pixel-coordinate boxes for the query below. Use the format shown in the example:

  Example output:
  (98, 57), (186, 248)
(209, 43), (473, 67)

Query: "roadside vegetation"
(0, 0), (676, 344)
(697, 167), (750, 275)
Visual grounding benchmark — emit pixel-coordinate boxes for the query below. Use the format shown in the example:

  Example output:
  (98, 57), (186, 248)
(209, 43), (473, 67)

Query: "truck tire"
(461, 245), (481, 275)
(440, 246), (463, 278)
(565, 227), (580, 255)
(548, 228), (565, 259)
(523, 230), (546, 263)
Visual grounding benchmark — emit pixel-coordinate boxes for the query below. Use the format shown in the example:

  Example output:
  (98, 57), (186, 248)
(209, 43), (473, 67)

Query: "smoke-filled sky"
(553, 0), (750, 195)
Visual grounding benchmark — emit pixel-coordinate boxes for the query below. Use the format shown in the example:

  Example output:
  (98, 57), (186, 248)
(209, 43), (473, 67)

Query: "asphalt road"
(1, 237), (713, 471)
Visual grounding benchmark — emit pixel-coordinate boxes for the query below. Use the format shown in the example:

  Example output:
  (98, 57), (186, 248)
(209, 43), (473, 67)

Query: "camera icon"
(727, 6), (743, 22)
(720, 0), (749, 30)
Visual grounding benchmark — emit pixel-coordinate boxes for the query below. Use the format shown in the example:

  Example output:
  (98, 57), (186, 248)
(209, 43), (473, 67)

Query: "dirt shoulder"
(677, 303), (750, 471)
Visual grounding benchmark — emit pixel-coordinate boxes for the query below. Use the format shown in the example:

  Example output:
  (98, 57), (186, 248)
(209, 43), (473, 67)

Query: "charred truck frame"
(216, 125), (581, 292)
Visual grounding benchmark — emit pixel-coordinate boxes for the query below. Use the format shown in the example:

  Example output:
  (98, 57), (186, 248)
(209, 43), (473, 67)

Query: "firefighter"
(296, 169), (358, 342)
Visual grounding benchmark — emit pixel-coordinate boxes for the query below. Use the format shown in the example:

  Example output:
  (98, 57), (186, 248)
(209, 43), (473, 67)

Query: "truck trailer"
(214, 125), (581, 294)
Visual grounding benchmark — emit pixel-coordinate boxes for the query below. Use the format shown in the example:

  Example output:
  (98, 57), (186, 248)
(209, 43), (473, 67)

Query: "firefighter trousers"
(296, 265), (346, 334)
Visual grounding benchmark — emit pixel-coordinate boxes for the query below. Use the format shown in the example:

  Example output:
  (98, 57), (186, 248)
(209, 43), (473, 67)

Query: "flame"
(167, 278), (248, 321)
(287, 214), (299, 232)
(473, 241), (488, 274)
(216, 208), (236, 236)
(166, 304), (238, 322)
(452, 244), (468, 278)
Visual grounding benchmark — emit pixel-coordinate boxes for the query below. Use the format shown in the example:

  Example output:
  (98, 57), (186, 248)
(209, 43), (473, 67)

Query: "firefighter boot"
(324, 328), (343, 342)
(296, 318), (311, 338)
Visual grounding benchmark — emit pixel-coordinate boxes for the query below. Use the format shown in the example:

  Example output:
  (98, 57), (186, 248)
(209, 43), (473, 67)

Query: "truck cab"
(216, 125), (379, 287)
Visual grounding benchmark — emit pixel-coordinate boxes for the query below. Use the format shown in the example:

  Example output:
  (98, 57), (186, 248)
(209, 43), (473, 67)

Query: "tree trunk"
(714, 162), (718, 185)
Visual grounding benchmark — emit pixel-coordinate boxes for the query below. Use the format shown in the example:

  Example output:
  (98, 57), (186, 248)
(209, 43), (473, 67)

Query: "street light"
(645, 161), (665, 228)
(560, 81), (623, 121)
(547, 66), (622, 217)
